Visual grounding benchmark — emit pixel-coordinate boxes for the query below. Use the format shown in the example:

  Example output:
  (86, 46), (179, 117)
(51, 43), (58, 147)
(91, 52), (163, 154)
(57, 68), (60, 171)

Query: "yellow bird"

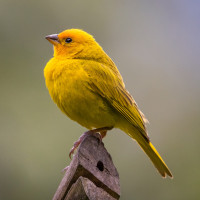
(44, 29), (172, 178)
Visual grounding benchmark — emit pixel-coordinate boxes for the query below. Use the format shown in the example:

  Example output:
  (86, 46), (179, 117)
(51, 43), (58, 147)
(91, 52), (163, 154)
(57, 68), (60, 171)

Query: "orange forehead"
(58, 29), (94, 42)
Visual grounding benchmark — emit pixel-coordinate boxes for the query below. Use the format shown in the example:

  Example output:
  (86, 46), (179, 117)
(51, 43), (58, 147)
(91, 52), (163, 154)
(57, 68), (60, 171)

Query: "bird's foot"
(69, 126), (113, 159)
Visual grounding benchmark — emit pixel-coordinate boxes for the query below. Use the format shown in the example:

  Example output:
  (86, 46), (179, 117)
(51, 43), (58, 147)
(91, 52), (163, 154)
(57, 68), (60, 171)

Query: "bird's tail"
(138, 138), (172, 178)
(127, 128), (173, 178)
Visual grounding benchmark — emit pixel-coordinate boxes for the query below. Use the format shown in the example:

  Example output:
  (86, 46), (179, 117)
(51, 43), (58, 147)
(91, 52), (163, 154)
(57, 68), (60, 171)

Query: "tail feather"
(137, 137), (173, 178)
(120, 121), (173, 177)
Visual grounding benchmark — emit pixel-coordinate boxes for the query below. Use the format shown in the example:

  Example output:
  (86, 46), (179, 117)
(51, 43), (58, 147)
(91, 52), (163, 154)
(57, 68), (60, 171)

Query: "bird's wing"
(84, 61), (149, 141)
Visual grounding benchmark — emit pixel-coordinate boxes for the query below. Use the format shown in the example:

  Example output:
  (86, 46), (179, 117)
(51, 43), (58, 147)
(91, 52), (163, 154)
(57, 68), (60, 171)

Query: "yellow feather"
(44, 29), (172, 177)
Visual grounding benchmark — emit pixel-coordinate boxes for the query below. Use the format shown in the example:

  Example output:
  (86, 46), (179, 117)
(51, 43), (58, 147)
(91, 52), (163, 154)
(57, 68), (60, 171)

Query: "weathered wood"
(65, 176), (117, 200)
(53, 134), (120, 200)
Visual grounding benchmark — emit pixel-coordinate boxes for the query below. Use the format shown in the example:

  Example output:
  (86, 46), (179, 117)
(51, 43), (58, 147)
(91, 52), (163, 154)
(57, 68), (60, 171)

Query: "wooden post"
(53, 133), (120, 200)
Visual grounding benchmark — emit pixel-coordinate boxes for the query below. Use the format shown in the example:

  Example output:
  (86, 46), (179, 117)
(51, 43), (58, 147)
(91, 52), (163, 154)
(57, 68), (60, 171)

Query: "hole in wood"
(96, 161), (104, 171)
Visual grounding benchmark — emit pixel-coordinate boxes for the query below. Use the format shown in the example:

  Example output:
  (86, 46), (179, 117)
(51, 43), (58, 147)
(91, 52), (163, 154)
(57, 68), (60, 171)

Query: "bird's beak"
(45, 34), (60, 45)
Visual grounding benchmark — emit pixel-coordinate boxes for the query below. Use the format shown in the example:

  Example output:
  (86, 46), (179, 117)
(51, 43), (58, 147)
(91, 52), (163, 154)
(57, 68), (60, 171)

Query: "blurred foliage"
(0, 0), (200, 199)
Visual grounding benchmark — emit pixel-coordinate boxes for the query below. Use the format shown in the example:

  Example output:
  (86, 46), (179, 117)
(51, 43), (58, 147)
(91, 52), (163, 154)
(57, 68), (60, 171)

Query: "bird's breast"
(44, 58), (117, 129)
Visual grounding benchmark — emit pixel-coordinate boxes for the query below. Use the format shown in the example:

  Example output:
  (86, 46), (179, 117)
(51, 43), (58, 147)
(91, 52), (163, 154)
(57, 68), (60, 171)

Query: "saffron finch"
(44, 29), (172, 178)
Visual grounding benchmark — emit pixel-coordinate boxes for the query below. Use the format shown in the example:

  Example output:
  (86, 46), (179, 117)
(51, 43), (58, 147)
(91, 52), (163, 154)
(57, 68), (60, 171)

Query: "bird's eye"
(65, 38), (72, 43)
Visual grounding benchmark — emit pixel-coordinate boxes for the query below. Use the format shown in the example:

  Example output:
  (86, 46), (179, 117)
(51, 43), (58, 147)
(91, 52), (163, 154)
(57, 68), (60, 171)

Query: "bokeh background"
(1, 0), (200, 199)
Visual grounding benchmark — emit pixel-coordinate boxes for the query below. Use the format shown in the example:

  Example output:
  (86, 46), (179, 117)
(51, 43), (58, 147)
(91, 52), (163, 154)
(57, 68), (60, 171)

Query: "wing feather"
(84, 61), (149, 140)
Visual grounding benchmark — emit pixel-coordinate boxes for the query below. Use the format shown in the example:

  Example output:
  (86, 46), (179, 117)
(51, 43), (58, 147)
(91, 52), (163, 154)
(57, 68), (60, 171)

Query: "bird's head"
(45, 29), (104, 61)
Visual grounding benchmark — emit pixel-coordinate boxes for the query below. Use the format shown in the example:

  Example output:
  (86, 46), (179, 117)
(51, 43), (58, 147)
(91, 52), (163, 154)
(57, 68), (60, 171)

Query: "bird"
(44, 29), (172, 178)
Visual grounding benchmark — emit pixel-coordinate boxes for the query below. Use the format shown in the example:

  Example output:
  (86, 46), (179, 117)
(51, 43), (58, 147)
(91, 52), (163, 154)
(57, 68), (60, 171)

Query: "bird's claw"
(68, 127), (112, 159)
(68, 131), (89, 159)
(69, 140), (80, 159)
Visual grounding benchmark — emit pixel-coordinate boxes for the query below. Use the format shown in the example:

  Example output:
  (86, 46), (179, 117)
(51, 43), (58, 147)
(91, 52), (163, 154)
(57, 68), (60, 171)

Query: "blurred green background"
(1, 0), (200, 199)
